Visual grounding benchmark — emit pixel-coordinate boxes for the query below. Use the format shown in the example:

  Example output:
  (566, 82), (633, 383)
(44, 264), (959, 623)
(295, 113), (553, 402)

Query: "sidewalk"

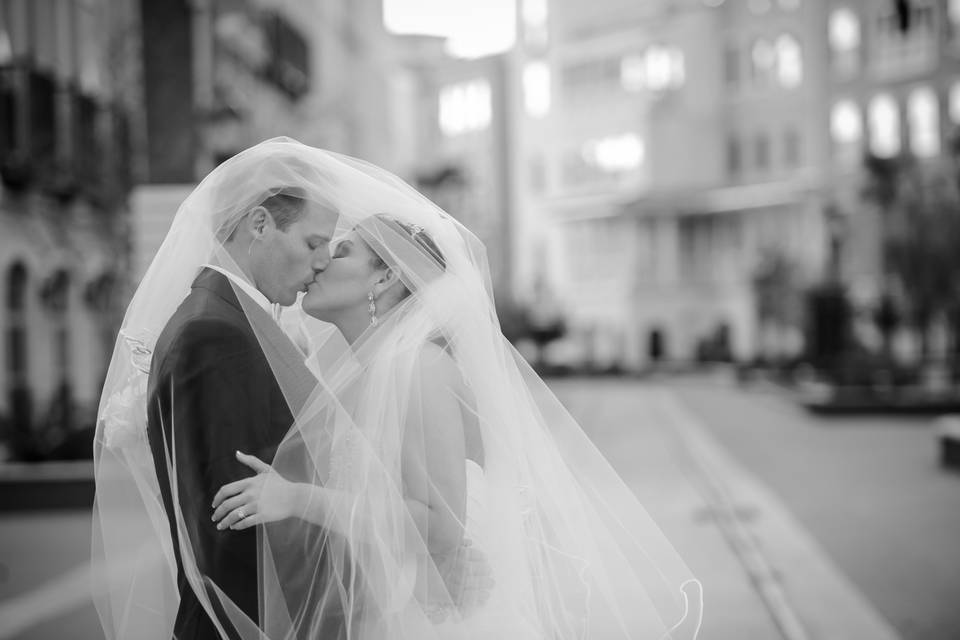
(0, 380), (904, 639)
(552, 380), (902, 640)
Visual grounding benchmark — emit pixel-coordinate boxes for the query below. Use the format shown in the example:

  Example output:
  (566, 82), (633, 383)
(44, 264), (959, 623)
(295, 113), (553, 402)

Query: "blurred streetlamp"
(824, 204), (847, 283)
(0, 28), (11, 65)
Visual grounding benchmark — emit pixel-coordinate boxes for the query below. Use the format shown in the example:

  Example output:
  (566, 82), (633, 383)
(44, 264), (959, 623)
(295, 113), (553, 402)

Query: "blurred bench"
(0, 461), (94, 511)
(935, 416), (960, 470)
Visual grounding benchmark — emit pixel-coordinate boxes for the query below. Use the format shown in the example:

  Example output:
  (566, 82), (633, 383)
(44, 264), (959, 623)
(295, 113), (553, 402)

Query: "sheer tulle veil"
(91, 137), (702, 639)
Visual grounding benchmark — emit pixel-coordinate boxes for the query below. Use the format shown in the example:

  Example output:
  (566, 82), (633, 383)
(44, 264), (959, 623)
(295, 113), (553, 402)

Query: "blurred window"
(53, 0), (76, 80)
(951, 0), (960, 25)
(726, 136), (742, 177)
(31, 0), (57, 70)
(829, 8), (860, 50)
(724, 44), (740, 90)
(907, 87), (940, 157)
(950, 82), (960, 124)
(528, 154), (546, 193)
(1, 0), (29, 60)
(775, 34), (802, 88)
(829, 7), (860, 78)
(523, 61), (551, 118)
(77, 0), (102, 93)
(621, 45), (685, 93)
(620, 54), (645, 92)
(868, 94), (901, 158)
(438, 80), (491, 136)
(784, 127), (801, 167)
(0, 28), (9, 66)
(645, 45), (677, 91)
(830, 99), (862, 143)
(0, 1), (11, 64)
(581, 133), (644, 173)
(750, 38), (776, 87)
(754, 132), (771, 171)
(522, 0), (549, 49)
(870, 1), (937, 80)
(831, 99), (862, 166)
(564, 56), (620, 94)
(7, 262), (26, 311)
(6, 262), (28, 380)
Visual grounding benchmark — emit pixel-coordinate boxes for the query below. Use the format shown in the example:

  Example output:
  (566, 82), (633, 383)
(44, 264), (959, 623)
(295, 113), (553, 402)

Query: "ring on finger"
(236, 508), (247, 520)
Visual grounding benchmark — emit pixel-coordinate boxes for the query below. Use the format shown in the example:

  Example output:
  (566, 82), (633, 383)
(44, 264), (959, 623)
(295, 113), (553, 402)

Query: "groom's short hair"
(217, 186), (308, 243)
(259, 186), (309, 231)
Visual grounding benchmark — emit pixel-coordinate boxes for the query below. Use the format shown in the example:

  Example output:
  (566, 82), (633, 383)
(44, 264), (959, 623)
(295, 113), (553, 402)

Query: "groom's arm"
(167, 318), (277, 572)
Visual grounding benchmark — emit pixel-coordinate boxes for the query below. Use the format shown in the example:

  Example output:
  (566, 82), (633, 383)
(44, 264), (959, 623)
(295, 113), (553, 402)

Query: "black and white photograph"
(1, 1), (960, 638)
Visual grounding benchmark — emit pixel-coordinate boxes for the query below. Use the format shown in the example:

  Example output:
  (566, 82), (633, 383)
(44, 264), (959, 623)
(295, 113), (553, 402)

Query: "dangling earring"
(368, 291), (378, 326)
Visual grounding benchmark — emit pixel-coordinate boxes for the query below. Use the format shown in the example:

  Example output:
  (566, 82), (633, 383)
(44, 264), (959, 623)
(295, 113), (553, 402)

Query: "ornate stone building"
(0, 0), (397, 460)
(0, 0), (137, 459)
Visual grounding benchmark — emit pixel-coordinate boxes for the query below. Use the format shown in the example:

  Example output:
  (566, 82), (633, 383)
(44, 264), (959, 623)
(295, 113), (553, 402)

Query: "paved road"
(5, 376), (949, 639)
(2, 378), (783, 639)
(0, 511), (102, 640)
(666, 375), (960, 640)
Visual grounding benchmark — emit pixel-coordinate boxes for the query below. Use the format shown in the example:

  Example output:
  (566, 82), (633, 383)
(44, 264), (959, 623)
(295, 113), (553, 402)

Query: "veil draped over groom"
(91, 138), (702, 639)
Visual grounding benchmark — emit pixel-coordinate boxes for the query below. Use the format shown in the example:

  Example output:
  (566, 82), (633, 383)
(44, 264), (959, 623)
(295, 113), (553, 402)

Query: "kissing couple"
(92, 138), (702, 639)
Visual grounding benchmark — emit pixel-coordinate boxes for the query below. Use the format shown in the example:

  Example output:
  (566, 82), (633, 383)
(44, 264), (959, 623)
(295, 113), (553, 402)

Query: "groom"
(146, 183), (338, 639)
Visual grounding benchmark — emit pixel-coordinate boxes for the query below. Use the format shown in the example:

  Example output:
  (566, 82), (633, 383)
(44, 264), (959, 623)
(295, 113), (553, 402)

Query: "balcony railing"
(29, 67), (57, 172)
(0, 63), (31, 187)
(73, 90), (102, 199)
(0, 63), (59, 190)
(261, 11), (310, 100)
(0, 60), (134, 206)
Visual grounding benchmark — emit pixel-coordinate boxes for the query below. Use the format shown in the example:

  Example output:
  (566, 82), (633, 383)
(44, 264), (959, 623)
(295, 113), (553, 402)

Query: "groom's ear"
(247, 206), (276, 238)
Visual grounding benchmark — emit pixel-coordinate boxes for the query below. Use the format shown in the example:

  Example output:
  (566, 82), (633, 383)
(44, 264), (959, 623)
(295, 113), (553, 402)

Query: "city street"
(2, 376), (958, 638)
(663, 375), (960, 640)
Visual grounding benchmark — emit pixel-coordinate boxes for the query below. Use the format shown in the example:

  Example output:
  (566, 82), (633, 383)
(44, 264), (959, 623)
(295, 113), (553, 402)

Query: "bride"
(210, 210), (702, 638)
(92, 138), (701, 640)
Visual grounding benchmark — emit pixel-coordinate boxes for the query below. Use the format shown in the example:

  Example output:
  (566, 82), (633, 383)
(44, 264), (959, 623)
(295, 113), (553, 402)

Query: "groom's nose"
(311, 250), (331, 273)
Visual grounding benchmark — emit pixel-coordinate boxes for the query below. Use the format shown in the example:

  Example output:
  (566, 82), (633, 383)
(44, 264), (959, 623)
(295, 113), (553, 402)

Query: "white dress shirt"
(201, 264), (281, 322)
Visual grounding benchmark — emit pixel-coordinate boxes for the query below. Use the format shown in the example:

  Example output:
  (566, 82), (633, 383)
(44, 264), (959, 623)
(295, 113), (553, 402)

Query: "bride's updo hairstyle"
(357, 213), (447, 302)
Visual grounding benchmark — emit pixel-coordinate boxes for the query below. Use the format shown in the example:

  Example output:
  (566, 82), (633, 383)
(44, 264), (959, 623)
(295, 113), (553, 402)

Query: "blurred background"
(1, 0), (960, 638)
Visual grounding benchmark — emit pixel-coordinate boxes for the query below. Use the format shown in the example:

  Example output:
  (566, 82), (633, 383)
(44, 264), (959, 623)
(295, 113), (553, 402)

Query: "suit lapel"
(192, 269), (318, 416)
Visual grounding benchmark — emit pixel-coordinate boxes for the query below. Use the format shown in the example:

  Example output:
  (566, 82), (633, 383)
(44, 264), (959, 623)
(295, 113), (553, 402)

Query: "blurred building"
(823, 0), (960, 311)
(390, 36), (516, 300)
(0, 0), (138, 459)
(132, 0), (399, 279)
(507, 0), (832, 370)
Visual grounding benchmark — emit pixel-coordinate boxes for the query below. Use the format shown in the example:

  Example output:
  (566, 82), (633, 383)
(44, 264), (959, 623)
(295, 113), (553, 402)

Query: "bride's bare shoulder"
(416, 340), (459, 383)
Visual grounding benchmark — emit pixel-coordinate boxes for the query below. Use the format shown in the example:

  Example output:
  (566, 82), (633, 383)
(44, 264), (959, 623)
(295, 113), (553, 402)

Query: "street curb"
(656, 389), (903, 640)
(0, 461), (95, 511)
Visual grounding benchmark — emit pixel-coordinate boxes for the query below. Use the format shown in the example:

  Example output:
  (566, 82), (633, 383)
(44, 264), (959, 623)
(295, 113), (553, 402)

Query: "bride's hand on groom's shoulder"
(211, 451), (301, 531)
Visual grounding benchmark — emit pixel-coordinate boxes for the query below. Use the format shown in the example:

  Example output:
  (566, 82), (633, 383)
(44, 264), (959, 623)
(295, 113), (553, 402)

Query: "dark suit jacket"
(146, 268), (322, 640)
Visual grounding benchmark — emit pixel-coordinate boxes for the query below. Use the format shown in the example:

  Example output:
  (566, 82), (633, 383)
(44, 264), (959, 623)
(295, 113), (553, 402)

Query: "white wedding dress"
(428, 459), (547, 639)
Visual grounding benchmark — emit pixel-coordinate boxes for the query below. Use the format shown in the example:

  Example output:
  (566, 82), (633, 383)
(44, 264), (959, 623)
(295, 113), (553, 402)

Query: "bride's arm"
(211, 345), (467, 556)
(398, 343), (468, 555)
(210, 456), (395, 540)
(280, 344), (469, 555)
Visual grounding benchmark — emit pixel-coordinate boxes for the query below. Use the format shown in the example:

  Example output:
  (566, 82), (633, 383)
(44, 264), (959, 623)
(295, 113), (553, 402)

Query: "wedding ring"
(236, 509), (246, 520)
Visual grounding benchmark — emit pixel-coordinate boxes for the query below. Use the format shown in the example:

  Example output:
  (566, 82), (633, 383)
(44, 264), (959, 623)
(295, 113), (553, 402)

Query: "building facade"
(508, 0), (832, 370)
(824, 0), (960, 308)
(132, 0), (399, 279)
(0, 0), (399, 460)
(0, 0), (138, 459)
(391, 41), (517, 301)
